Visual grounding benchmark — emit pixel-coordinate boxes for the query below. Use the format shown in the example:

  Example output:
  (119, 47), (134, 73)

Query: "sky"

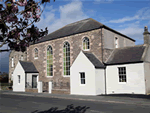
(0, 0), (150, 73)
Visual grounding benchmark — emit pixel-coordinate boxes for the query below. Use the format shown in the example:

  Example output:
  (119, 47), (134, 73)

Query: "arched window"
(83, 37), (90, 50)
(63, 42), (70, 76)
(47, 45), (53, 76)
(34, 48), (38, 59)
(11, 57), (14, 67)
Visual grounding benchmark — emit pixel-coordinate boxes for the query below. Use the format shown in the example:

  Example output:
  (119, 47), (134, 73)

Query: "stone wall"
(9, 50), (27, 83)
(25, 88), (38, 93)
(27, 29), (103, 91)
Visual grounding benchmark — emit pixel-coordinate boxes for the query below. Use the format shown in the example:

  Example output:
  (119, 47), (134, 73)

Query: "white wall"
(26, 73), (39, 88)
(70, 51), (96, 95)
(95, 69), (105, 95)
(144, 62), (150, 94)
(106, 63), (146, 94)
(144, 45), (150, 62)
(13, 62), (25, 92)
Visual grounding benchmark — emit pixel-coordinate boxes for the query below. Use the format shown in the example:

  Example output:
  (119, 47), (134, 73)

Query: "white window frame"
(63, 42), (70, 77)
(11, 57), (14, 68)
(82, 37), (90, 51)
(80, 72), (86, 85)
(18, 75), (20, 84)
(118, 67), (127, 83)
(34, 48), (38, 59)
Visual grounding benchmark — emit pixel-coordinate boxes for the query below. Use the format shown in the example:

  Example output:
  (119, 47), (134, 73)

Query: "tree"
(0, 0), (55, 52)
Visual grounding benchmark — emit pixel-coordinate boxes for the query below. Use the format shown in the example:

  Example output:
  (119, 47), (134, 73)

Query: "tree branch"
(0, 40), (7, 48)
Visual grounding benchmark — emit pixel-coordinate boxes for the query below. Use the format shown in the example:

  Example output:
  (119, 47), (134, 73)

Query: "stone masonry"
(9, 50), (27, 83)
(27, 28), (109, 93)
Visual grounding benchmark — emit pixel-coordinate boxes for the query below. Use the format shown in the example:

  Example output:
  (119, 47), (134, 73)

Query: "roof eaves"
(105, 61), (143, 66)
(25, 71), (39, 73)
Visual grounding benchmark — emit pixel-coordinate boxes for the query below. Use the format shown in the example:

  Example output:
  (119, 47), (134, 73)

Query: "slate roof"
(83, 52), (106, 69)
(19, 61), (38, 73)
(105, 45), (147, 65)
(33, 18), (135, 45)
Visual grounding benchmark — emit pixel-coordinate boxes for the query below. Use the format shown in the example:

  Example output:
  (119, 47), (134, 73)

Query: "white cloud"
(36, 0), (88, 34)
(94, 0), (113, 4)
(109, 16), (139, 23)
(109, 7), (150, 23)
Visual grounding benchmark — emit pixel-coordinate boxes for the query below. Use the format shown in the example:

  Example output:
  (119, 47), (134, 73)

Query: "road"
(0, 94), (150, 113)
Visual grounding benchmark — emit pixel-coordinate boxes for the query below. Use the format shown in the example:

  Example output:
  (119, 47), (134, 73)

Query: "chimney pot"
(143, 26), (150, 45)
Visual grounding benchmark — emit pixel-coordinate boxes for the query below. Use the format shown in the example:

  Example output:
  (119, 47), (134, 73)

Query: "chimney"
(143, 26), (150, 45)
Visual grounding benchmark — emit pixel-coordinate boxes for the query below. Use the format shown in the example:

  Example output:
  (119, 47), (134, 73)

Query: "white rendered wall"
(26, 73), (39, 88)
(144, 45), (150, 62)
(13, 62), (25, 92)
(95, 69), (105, 95)
(70, 51), (96, 95)
(144, 62), (150, 94)
(38, 81), (43, 93)
(106, 63), (146, 94)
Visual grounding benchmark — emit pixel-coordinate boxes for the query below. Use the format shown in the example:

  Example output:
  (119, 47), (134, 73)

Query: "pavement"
(1, 90), (150, 106)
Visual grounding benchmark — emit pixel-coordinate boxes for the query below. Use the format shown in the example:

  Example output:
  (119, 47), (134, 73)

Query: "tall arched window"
(63, 42), (70, 76)
(47, 45), (53, 76)
(34, 48), (38, 59)
(83, 37), (90, 50)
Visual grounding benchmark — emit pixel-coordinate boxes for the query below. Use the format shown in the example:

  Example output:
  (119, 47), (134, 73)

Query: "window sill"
(47, 76), (53, 77)
(118, 82), (127, 84)
(80, 84), (86, 86)
(34, 57), (38, 60)
(83, 49), (90, 51)
(63, 75), (70, 77)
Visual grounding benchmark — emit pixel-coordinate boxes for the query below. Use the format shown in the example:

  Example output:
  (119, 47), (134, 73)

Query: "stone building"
(9, 50), (27, 83)
(10, 18), (150, 95)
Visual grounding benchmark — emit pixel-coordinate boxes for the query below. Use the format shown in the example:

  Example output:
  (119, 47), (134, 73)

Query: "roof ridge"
(66, 18), (92, 26)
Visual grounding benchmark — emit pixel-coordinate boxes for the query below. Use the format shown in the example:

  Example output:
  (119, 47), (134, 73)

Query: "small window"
(115, 37), (118, 48)
(34, 48), (38, 59)
(11, 57), (14, 67)
(18, 75), (20, 84)
(118, 67), (127, 82)
(80, 72), (85, 84)
(83, 37), (90, 50)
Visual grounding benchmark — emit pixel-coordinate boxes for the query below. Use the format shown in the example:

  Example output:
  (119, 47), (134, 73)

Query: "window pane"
(118, 67), (126, 82)
(47, 46), (53, 76)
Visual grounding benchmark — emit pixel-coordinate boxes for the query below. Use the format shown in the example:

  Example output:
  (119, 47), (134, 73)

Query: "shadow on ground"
(98, 94), (150, 99)
(31, 104), (90, 113)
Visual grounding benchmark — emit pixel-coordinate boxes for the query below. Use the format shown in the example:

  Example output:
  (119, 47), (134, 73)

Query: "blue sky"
(0, 0), (150, 73)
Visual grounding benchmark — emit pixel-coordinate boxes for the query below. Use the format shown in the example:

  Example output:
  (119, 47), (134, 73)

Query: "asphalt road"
(0, 94), (150, 113)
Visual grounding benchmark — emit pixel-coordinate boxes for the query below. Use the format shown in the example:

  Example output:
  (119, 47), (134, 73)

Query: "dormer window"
(83, 37), (90, 50)
(115, 37), (118, 48)
(34, 48), (38, 59)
